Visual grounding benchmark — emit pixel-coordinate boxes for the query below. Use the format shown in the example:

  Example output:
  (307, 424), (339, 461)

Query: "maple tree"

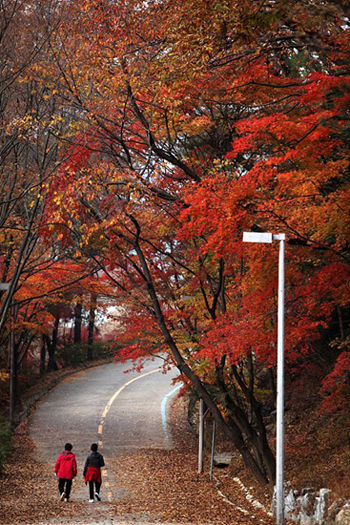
(0, 1), (112, 416)
(37, 0), (349, 487)
(1, 0), (348, 488)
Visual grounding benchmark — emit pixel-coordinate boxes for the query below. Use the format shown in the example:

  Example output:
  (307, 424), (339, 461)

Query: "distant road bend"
(30, 360), (180, 501)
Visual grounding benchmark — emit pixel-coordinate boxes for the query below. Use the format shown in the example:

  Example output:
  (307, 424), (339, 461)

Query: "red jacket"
(55, 451), (77, 479)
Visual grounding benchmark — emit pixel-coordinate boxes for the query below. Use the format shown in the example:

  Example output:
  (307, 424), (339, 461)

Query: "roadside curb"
(214, 475), (272, 518)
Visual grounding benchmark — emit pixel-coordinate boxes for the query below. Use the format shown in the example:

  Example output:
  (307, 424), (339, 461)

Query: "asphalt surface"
(30, 359), (179, 465)
(27, 360), (270, 525)
(29, 358), (180, 525)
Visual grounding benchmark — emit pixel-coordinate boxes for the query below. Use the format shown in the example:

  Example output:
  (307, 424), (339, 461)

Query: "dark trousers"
(58, 478), (72, 499)
(89, 480), (101, 499)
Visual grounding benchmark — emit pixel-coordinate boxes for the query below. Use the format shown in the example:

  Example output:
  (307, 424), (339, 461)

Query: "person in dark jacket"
(54, 443), (77, 502)
(83, 443), (105, 502)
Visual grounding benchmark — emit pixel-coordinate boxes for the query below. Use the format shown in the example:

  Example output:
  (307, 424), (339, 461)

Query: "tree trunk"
(337, 305), (345, 341)
(47, 315), (59, 371)
(229, 360), (277, 483)
(133, 232), (270, 486)
(74, 302), (82, 344)
(269, 367), (277, 405)
(10, 339), (21, 423)
(40, 335), (46, 375)
(87, 295), (96, 360)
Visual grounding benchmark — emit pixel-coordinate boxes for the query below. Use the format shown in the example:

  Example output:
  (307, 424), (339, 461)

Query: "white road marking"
(97, 367), (162, 502)
(161, 384), (182, 443)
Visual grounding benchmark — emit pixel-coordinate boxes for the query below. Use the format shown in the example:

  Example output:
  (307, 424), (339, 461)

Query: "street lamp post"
(242, 232), (285, 525)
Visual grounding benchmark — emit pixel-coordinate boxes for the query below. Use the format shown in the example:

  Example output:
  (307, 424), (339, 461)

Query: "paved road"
(27, 360), (270, 525)
(29, 359), (182, 524)
(30, 359), (179, 465)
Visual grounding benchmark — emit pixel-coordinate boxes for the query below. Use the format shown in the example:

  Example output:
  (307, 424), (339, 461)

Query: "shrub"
(56, 341), (111, 367)
(0, 416), (11, 473)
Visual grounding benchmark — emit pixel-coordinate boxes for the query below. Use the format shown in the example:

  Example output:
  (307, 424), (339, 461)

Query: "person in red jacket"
(83, 443), (105, 502)
(54, 443), (77, 502)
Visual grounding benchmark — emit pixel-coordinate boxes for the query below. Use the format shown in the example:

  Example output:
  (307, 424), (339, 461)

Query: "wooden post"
(198, 398), (204, 473)
(209, 420), (216, 480)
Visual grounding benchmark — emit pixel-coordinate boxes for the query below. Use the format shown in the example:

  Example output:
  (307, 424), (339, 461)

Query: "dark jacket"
(55, 451), (77, 479)
(83, 451), (105, 477)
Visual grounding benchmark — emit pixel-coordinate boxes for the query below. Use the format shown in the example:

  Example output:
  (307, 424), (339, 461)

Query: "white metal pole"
(198, 398), (204, 473)
(276, 235), (285, 524)
(242, 231), (286, 522)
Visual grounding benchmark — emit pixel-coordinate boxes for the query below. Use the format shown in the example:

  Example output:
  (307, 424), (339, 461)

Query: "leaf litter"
(0, 399), (273, 524)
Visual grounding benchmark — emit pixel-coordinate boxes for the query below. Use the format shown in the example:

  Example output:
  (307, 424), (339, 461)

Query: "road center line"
(98, 366), (162, 503)
(101, 366), (161, 419)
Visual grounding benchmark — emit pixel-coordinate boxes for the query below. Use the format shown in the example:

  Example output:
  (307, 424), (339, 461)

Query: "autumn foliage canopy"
(1, 0), (349, 485)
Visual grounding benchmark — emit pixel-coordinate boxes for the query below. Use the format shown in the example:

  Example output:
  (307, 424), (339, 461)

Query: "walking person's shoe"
(64, 497), (69, 502)
(95, 492), (101, 501)
(89, 499), (94, 503)
(60, 492), (66, 502)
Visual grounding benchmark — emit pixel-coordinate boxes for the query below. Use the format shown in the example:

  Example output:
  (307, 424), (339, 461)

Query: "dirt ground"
(111, 397), (273, 525)
(0, 395), (273, 525)
(2, 358), (348, 525)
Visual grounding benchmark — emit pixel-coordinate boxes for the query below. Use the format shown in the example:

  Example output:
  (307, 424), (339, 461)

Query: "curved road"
(27, 360), (271, 525)
(30, 359), (179, 506)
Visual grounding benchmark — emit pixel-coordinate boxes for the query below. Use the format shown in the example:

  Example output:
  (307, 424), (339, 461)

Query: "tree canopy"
(1, 0), (349, 486)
